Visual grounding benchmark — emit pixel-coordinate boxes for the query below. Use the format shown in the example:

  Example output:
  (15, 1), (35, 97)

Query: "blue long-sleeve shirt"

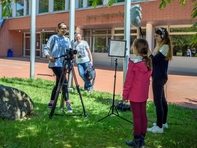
(43, 34), (71, 68)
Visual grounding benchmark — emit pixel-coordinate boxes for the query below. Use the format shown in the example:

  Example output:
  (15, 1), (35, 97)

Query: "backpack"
(84, 64), (96, 85)
(116, 102), (130, 112)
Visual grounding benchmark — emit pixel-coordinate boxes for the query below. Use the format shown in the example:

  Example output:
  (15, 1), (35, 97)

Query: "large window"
(93, 36), (110, 53)
(84, 29), (112, 53)
(79, 0), (83, 8)
(54, 0), (65, 11)
(92, 30), (111, 53)
(26, 0), (29, 15)
(39, 0), (48, 13)
(170, 27), (197, 32)
(16, 0), (24, 16)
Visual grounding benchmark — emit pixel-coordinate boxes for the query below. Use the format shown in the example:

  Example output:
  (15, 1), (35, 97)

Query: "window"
(54, 0), (65, 11)
(26, 0), (29, 15)
(16, 0), (24, 16)
(39, 0), (48, 13)
(115, 29), (137, 34)
(92, 30), (111, 34)
(93, 36), (109, 53)
(170, 27), (197, 32)
(79, 0), (83, 8)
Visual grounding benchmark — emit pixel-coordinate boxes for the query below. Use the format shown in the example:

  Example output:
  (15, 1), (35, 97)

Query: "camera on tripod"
(65, 48), (77, 60)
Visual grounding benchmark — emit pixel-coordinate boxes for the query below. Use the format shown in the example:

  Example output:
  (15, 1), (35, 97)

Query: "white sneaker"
(163, 123), (169, 129)
(153, 122), (168, 129)
(66, 104), (73, 113)
(147, 125), (164, 133)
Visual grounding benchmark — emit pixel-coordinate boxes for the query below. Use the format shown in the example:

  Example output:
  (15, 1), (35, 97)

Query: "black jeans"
(50, 67), (69, 101)
(152, 78), (168, 128)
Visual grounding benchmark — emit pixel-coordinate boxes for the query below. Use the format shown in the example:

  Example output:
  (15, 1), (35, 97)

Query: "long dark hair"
(133, 38), (152, 71)
(155, 27), (173, 60)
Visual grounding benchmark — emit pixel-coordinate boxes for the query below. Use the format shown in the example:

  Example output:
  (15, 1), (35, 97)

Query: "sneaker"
(48, 103), (53, 109)
(84, 87), (93, 92)
(153, 122), (168, 129)
(87, 87), (93, 92)
(125, 139), (140, 147)
(66, 104), (73, 113)
(147, 125), (164, 133)
(163, 122), (169, 129)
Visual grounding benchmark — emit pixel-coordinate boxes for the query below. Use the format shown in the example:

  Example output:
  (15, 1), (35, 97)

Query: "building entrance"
(24, 32), (55, 58)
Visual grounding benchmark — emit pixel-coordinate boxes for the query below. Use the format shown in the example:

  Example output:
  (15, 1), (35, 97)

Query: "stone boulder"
(0, 85), (34, 120)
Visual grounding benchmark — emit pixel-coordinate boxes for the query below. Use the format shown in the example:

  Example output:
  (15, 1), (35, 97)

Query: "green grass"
(0, 77), (197, 148)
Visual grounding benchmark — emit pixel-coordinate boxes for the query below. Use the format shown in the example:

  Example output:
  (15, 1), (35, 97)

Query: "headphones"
(158, 27), (166, 39)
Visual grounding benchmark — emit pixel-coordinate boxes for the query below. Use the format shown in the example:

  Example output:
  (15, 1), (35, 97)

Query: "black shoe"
(139, 134), (145, 148)
(125, 139), (140, 148)
(139, 139), (145, 148)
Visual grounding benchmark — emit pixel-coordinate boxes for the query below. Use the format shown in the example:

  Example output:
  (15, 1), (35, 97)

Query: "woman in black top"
(147, 27), (173, 134)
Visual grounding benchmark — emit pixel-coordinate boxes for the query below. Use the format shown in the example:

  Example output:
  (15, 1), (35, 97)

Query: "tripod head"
(64, 48), (77, 60)
(54, 48), (77, 71)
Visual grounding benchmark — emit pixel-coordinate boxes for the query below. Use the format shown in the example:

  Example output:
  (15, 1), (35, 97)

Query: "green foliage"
(160, 0), (196, 19)
(0, 77), (197, 147)
(171, 35), (193, 48)
(2, 0), (12, 17)
(159, 0), (167, 9)
(39, 0), (48, 13)
(160, 0), (197, 49)
(54, 0), (65, 11)
(90, 0), (118, 8)
(192, 2), (197, 18)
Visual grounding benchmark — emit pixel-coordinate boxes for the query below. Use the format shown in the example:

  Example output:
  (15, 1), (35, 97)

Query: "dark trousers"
(152, 78), (168, 128)
(130, 101), (147, 136)
(50, 67), (69, 101)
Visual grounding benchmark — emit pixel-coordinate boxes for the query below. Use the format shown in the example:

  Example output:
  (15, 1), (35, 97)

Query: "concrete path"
(0, 57), (197, 109)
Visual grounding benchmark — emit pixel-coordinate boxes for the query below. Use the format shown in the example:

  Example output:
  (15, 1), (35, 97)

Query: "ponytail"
(142, 55), (152, 71)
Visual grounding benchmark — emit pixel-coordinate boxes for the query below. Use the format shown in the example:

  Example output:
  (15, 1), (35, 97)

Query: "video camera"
(65, 48), (77, 60)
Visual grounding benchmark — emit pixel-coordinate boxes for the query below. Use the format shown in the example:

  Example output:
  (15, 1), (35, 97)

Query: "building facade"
(0, 0), (197, 73)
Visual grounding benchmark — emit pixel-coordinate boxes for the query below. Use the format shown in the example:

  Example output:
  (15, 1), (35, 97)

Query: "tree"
(159, 0), (197, 46)
(159, 0), (197, 19)
(2, 0), (13, 17)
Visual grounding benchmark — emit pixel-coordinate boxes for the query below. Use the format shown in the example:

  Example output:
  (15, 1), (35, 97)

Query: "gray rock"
(0, 85), (34, 120)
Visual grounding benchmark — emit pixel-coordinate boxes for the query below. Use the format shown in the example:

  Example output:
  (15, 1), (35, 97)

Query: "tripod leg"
(112, 105), (133, 123)
(49, 70), (66, 119)
(72, 68), (88, 117)
(98, 59), (132, 123)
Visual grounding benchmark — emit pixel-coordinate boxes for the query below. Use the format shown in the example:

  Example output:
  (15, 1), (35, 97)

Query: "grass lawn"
(0, 77), (197, 148)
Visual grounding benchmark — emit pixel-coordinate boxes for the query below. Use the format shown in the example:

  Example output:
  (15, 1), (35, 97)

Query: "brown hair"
(133, 38), (152, 71)
(56, 22), (66, 33)
(155, 27), (173, 60)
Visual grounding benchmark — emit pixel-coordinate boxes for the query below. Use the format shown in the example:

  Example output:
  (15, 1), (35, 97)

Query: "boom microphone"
(130, 4), (142, 27)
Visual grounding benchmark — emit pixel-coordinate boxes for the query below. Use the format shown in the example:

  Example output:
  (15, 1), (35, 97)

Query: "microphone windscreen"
(130, 4), (142, 27)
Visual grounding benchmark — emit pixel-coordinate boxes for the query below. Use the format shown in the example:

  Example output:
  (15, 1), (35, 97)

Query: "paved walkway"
(0, 57), (197, 109)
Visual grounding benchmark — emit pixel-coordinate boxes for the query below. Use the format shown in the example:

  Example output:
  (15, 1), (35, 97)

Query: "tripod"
(97, 58), (132, 123)
(49, 55), (88, 119)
